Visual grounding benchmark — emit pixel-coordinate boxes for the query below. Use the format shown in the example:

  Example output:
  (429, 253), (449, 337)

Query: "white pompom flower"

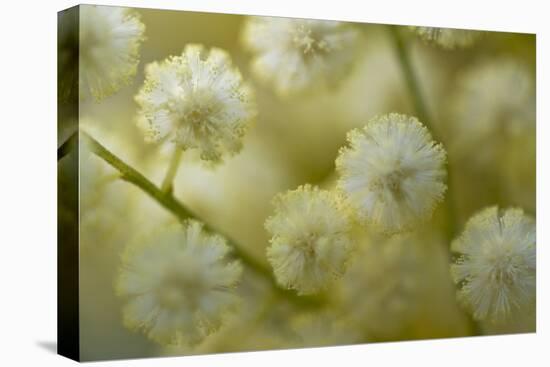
(116, 222), (243, 345)
(135, 44), (256, 163)
(336, 113), (447, 233)
(451, 207), (536, 323)
(265, 185), (354, 295)
(412, 26), (482, 49)
(241, 16), (361, 96)
(80, 5), (145, 100)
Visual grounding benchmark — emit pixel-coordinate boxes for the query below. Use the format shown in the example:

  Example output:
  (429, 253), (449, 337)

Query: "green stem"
(389, 25), (457, 239)
(389, 26), (479, 335)
(467, 314), (483, 336)
(389, 26), (432, 131)
(161, 147), (183, 193)
(57, 132), (78, 161)
(81, 131), (323, 308)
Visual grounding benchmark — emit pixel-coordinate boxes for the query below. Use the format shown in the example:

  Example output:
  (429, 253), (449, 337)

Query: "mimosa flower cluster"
(451, 207), (536, 323)
(66, 5), (536, 355)
(116, 222), (243, 345)
(336, 113), (447, 233)
(79, 5), (145, 100)
(135, 44), (256, 163)
(264, 113), (447, 294)
(265, 185), (354, 295)
(242, 17), (362, 96)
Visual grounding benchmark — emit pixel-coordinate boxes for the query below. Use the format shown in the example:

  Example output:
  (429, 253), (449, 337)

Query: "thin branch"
(57, 132), (78, 161)
(81, 131), (324, 308)
(467, 314), (483, 336)
(389, 25), (458, 239)
(161, 147), (183, 193)
(389, 26), (479, 336)
(389, 26), (433, 132)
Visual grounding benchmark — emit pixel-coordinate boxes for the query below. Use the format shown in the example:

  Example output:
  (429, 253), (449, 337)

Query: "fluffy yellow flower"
(116, 222), (243, 345)
(412, 27), (482, 49)
(451, 207), (536, 323)
(336, 113), (447, 233)
(135, 44), (256, 163)
(242, 16), (361, 96)
(265, 185), (354, 295)
(80, 5), (145, 100)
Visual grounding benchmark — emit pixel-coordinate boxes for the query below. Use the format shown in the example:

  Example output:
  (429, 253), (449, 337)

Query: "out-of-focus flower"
(335, 231), (469, 341)
(450, 59), (535, 164)
(449, 59), (535, 210)
(80, 5), (145, 100)
(164, 299), (289, 356)
(412, 27), (482, 49)
(336, 113), (447, 233)
(116, 222), (243, 345)
(451, 207), (536, 323)
(335, 233), (423, 340)
(265, 185), (354, 295)
(135, 44), (256, 163)
(242, 17), (361, 96)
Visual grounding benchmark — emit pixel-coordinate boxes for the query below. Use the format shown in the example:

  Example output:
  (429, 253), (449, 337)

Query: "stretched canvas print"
(57, 4), (536, 362)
